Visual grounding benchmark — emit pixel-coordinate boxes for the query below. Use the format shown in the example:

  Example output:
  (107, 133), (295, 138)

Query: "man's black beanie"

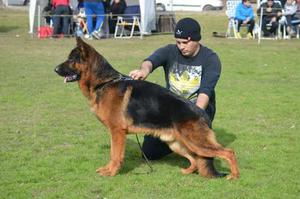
(174, 18), (201, 41)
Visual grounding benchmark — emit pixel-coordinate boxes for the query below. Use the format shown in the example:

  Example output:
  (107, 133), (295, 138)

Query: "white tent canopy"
(29, 0), (156, 35)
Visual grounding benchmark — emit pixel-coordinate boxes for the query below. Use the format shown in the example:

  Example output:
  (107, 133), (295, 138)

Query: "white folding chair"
(114, 5), (142, 39)
(226, 0), (240, 38)
(114, 16), (142, 39)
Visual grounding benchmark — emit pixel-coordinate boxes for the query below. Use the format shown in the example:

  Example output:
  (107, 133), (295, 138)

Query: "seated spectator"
(108, 0), (127, 34)
(292, 0), (300, 34)
(257, 0), (283, 37)
(235, 0), (255, 39)
(52, 0), (72, 38)
(84, 0), (105, 40)
(282, 0), (298, 37)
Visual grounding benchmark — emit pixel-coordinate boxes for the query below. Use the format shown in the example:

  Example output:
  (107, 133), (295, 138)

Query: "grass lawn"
(1, 8), (300, 199)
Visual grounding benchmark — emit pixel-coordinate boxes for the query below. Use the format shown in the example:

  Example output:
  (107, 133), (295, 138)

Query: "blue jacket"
(235, 3), (254, 20)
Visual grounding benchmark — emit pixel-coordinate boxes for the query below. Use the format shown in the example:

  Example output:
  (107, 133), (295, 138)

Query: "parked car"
(156, 0), (223, 12)
(7, 0), (29, 6)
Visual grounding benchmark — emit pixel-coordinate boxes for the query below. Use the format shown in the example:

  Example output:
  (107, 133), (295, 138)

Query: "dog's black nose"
(54, 66), (60, 74)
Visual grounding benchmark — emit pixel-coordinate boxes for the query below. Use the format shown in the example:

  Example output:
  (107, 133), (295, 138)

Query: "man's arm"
(129, 60), (153, 80)
(197, 52), (221, 110)
(196, 93), (209, 109)
(129, 45), (171, 80)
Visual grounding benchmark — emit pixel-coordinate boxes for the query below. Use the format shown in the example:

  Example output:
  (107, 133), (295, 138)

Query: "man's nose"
(178, 44), (185, 51)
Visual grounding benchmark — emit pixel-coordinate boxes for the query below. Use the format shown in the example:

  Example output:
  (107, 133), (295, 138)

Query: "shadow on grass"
(0, 26), (19, 32)
(121, 129), (237, 176)
(214, 128), (237, 147)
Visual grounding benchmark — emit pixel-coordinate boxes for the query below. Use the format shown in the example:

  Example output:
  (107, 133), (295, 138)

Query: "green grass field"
(1, 8), (300, 199)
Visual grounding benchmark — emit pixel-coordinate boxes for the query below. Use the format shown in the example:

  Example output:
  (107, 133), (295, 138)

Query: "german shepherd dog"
(55, 37), (239, 179)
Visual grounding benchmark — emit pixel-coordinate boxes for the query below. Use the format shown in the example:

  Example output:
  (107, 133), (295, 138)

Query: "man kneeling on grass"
(130, 18), (223, 175)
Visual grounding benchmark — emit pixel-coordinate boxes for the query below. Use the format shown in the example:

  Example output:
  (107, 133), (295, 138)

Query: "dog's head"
(54, 37), (93, 83)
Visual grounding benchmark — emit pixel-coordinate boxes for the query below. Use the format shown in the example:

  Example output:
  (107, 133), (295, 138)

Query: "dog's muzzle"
(55, 66), (80, 83)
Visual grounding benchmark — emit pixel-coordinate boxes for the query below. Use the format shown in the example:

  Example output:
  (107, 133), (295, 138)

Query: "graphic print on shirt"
(169, 62), (202, 101)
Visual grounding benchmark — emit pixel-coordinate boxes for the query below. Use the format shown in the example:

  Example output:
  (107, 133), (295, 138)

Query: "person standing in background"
(52, 0), (71, 38)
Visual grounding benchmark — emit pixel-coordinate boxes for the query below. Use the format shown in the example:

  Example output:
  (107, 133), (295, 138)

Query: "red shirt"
(52, 0), (70, 7)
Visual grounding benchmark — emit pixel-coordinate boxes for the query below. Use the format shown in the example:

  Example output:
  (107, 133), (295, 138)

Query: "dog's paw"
(96, 167), (116, 176)
(96, 166), (108, 175)
(96, 165), (119, 176)
(225, 174), (239, 180)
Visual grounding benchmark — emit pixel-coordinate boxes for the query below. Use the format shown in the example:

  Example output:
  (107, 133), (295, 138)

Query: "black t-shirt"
(145, 44), (221, 121)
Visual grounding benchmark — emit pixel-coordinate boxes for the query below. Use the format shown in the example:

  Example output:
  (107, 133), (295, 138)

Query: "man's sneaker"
(247, 33), (253, 39)
(236, 32), (242, 39)
(92, 31), (101, 40)
(84, 34), (93, 40)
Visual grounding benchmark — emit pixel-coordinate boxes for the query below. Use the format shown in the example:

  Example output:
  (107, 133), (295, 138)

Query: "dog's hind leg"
(176, 121), (240, 179)
(167, 141), (197, 175)
(186, 140), (239, 179)
(195, 157), (226, 178)
(96, 128), (126, 176)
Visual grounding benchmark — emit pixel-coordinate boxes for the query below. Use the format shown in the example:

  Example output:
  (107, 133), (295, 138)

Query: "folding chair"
(279, 15), (300, 39)
(114, 5), (142, 39)
(226, 0), (241, 38)
(294, 22), (300, 38)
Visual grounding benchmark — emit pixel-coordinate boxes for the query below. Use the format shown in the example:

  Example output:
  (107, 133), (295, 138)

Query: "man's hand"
(129, 60), (153, 80)
(129, 69), (148, 80)
(271, 16), (277, 22)
(243, 17), (250, 24)
(277, 11), (282, 17)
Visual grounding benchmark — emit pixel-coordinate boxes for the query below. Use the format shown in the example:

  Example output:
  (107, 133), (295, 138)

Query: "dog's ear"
(76, 36), (85, 46)
(76, 37), (88, 60)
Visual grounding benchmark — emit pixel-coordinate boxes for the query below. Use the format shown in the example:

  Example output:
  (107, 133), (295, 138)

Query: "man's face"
(175, 38), (199, 57)
(267, 0), (274, 6)
(244, 0), (251, 7)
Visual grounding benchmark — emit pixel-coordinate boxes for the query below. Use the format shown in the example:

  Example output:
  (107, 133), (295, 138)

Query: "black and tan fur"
(54, 38), (239, 179)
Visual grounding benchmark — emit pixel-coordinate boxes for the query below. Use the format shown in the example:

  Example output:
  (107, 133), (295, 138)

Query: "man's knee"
(141, 136), (172, 160)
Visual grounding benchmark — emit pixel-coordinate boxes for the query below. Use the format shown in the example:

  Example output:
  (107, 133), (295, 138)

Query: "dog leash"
(135, 134), (154, 174)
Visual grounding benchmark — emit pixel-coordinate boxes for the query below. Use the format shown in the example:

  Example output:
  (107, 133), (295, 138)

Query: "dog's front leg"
(96, 129), (126, 176)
